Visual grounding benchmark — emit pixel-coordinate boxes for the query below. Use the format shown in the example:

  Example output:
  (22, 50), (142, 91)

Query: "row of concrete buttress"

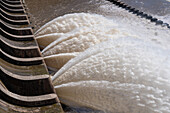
(0, 0), (63, 112)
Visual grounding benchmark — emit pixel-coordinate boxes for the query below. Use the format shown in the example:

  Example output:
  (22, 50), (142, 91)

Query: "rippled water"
(120, 0), (170, 24)
(120, 0), (170, 16)
(25, 0), (170, 31)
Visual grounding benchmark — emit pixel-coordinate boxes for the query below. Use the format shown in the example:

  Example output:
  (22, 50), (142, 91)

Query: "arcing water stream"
(32, 0), (170, 112)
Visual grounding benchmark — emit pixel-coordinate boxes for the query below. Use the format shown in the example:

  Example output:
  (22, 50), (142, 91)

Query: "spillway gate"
(0, 0), (63, 112)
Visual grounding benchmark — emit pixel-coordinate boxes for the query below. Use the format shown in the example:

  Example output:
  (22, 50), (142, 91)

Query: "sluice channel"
(0, 0), (63, 112)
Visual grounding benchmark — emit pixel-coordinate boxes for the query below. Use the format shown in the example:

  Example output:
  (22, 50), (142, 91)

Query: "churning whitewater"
(36, 13), (170, 112)
(35, 13), (135, 70)
(52, 37), (170, 113)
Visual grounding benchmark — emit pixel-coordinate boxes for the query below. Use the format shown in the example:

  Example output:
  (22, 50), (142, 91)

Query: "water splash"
(36, 12), (170, 112)
(53, 37), (170, 112)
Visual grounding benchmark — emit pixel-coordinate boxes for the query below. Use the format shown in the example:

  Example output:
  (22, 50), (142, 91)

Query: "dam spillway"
(1, 0), (170, 112)
(0, 0), (63, 112)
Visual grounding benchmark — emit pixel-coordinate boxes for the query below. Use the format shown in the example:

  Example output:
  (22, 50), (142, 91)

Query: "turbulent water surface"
(24, 0), (170, 112)
(120, 0), (170, 24)
(53, 37), (170, 113)
(35, 13), (135, 70)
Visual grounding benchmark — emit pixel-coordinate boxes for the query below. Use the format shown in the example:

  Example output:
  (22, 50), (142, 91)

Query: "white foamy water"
(36, 13), (136, 70)
(53, 37), (170, 113)
(36, 12), (170, 112)
(36, 13), (170, 71)
(155, 14), (170, 24)
(35, 13), (118, 36)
